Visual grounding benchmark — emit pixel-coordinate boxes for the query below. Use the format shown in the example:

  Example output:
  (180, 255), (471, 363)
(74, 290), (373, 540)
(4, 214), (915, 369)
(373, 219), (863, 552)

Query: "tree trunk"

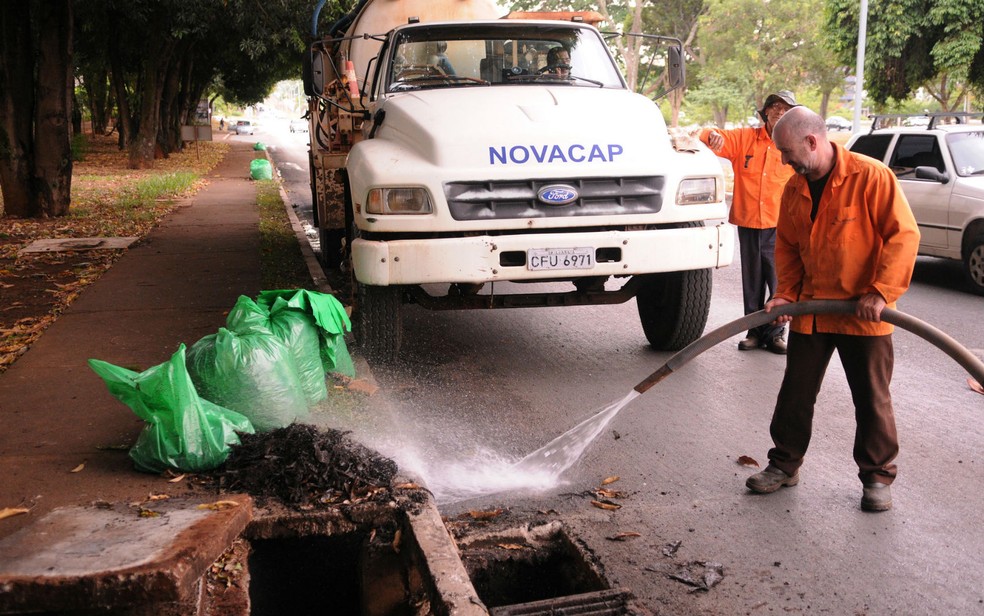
(34, 0), (73, 217)
(108, 26), (133, 150)
(83, 68), (111, 135)
(0, 1), (38, 217)
(128, 36), (173, 169)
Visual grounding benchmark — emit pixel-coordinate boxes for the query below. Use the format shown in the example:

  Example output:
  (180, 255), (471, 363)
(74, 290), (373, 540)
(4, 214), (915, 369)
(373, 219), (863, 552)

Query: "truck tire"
(635, 268), (712, 351)
(354, 281), (404, 362)
(964, 233), (984, 296)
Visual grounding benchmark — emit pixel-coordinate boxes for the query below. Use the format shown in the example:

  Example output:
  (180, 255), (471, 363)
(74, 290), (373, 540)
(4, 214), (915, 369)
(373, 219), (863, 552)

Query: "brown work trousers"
(768, 330), (898, 485)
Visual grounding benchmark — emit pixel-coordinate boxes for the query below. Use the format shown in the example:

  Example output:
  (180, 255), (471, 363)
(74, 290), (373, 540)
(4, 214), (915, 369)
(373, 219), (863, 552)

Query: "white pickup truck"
(307, 5), (734, 360)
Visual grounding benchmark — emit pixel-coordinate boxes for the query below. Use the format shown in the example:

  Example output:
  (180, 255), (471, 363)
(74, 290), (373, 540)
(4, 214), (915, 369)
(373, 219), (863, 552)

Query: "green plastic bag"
(186, 326), (309, 433)
(253, 142), (266, 151)
(265, 297), (329, 404)
(88, 345), (254, 473)
(256, 289), (355, 377)
(250, 158), (272, 180)
(226, 295), (327, 405)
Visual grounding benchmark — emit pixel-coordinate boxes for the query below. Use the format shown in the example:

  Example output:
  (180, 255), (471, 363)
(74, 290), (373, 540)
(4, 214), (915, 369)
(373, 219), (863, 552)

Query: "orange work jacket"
(699, 126), (794, 229)
(774, 144), (920, 336)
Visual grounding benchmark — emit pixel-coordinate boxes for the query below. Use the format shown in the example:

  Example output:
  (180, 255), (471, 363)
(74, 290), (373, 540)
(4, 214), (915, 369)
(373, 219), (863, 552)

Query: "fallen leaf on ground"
(394, 482), (420, 490)
(137, 508), (161, 518)
(147, 493), (169, 501)
(469, 508), (504, 520)
(606, 532), (641, 541)
(595, 488), (625, 499)
(662, 540), (682, 557)
(0, 507), (29, 521)
(668, 560), (724, 592)
(737, 455), (760, 468)
(601, 476), (620, 485)
(497, 543), (526, 550)
(537, 508), (559, 515)
(197, 500), (240, 511)
(392, 528), (402, 554)
(591, 499), (622, 511)
(70, 463), (85, 473)
(167, 474), (187, 483)
(969, 378), (983, 395)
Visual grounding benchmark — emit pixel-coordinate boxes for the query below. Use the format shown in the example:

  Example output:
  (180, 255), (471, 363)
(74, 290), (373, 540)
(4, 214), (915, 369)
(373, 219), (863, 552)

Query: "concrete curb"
(276, 177), (332, 294)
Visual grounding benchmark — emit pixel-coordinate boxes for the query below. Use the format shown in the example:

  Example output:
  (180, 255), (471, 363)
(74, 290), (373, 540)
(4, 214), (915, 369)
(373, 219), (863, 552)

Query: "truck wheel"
(964, 233), (984, 296)
(636, 268), (712, 351)
(354, 281), (404, 362)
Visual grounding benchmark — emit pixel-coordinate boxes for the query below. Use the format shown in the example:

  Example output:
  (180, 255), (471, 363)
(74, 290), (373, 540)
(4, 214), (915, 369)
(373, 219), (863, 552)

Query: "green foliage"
(687, 0), (831, 124)
(824, 0), (984, 104)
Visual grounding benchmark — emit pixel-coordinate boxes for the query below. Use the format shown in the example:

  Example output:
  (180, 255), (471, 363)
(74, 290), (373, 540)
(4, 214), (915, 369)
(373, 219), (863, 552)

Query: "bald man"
(745, 107), (920, 512)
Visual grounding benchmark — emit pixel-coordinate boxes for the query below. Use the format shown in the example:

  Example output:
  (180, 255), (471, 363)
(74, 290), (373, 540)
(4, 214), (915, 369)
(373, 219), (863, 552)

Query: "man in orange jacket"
(745, 107), (920, 512)
(699, 91), (799, 354)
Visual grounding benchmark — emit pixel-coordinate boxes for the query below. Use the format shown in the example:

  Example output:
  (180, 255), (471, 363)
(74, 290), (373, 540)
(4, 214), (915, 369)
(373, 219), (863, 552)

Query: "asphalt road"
(263, 125), (984, 614)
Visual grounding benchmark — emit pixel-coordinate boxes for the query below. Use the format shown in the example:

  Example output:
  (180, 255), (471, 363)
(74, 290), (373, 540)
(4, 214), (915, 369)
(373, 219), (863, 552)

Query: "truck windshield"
(385, 23), (624, 92)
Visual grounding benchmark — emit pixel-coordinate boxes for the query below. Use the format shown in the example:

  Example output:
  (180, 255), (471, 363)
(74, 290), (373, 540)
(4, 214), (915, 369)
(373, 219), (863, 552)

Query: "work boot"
(861, 482), (893, 512)
(746, 464), (799, 493)
(738, 335), (760, 351)
(766, 335), (787, 355)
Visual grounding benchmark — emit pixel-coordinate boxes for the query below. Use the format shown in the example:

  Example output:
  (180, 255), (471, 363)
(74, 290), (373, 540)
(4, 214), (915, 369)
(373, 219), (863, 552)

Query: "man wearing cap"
(698, 91), (799, 354)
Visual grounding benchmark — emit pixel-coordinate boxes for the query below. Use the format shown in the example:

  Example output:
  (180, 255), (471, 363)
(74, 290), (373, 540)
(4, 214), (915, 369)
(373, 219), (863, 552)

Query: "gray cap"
(759, 90), (799, 119)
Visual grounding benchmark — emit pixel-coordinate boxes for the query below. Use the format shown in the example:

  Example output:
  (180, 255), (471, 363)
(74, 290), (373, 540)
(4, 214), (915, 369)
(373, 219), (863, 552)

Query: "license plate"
(527, 247), (595, 271)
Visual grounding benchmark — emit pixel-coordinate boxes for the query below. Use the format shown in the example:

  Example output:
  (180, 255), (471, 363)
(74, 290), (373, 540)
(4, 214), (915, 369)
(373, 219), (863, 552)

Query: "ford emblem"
(537, 184), (579, 206)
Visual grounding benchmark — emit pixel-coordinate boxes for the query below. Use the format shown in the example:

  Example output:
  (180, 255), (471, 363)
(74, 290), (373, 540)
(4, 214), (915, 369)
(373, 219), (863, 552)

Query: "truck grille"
(445, 176), (664, 221)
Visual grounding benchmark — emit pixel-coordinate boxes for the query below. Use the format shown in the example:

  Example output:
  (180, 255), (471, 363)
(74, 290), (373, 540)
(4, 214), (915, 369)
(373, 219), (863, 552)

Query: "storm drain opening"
(455, 521), (650, 614)
(248, 532), (366, 615)
(242, 505), (452, 616)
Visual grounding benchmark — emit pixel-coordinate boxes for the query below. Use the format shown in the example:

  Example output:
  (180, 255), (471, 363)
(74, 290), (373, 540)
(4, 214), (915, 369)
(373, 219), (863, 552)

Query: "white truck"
(305, 0), (734, 360)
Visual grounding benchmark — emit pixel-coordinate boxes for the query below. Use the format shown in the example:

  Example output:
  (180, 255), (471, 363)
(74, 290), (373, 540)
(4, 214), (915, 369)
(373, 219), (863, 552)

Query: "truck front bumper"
(352, 224), (735, 286)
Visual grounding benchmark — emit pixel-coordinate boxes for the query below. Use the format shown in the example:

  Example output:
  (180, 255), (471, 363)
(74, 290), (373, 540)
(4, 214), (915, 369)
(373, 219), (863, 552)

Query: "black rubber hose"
(634, 299), (984, 394)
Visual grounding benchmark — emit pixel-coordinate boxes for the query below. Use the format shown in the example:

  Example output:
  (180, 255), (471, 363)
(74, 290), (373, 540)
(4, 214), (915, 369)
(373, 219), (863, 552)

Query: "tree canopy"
(825, 0), (984, 106)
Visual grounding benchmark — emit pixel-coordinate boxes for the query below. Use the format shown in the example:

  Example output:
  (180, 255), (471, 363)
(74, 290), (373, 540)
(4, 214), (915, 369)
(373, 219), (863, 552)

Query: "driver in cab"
(543, 46), (571, 79)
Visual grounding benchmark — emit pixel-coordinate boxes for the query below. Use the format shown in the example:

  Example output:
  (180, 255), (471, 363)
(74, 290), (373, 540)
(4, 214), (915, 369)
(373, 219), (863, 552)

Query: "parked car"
(235, 120), (255, 135)
(825, 115), (852, 131)
(845, 113), (984, 294)
(289, 119), (308, 133)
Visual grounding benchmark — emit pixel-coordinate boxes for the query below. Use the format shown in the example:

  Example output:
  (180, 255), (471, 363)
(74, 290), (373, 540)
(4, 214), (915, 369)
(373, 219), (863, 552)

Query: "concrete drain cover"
(18, 237), (139, 254)
(491, 588), (643, 615)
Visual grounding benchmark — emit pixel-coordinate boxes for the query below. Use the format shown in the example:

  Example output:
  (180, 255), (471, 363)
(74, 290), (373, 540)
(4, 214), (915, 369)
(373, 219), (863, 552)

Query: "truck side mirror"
(308, 49), (329, 98)
(667, 45), (685, 92)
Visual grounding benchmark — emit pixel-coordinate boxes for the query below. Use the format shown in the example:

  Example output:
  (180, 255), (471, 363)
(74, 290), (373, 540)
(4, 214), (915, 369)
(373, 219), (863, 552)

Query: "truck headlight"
(366, 188), (433, 214)
(676, 177), (719, 205)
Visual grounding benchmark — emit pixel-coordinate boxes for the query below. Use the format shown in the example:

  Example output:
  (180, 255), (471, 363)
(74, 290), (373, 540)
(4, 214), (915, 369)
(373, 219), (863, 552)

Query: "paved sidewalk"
(0, 141), (266, 540)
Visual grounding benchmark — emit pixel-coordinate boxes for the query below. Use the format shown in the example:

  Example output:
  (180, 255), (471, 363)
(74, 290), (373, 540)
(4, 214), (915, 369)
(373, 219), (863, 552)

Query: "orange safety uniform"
(774, 143), (920, 336)
(699, 126), (795, 229)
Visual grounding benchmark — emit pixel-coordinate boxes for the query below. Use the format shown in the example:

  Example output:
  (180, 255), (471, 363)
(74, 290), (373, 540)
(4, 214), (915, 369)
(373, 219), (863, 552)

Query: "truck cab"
(307, 8), (734, 360)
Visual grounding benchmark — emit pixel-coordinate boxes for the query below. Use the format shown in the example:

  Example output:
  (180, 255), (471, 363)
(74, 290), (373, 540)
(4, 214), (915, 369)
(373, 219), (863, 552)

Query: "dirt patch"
(206, 424), (401, 511)
(0, 245), (119, 368)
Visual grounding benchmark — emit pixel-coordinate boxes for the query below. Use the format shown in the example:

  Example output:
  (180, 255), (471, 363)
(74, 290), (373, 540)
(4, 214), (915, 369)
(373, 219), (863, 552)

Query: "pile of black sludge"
(211, 423), (399, 509)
